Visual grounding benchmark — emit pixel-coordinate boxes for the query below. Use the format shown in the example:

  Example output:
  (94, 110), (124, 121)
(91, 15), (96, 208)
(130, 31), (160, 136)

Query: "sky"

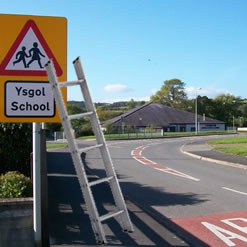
(1, 0), (247, 103)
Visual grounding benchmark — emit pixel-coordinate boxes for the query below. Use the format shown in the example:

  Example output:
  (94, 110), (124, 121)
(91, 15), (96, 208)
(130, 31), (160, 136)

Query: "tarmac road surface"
(48, 135), (247, 246)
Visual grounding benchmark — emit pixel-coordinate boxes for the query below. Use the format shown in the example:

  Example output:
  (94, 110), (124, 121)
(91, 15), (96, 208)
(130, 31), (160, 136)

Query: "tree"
(0, 123), (32, 176)
(96, 106), (107, 121)
(192, 96), (215, 118)
(150, 79), (188, 109)
(239, 104), (247, 117)
(46, 122), (62, 133)
(127, 99), (137, 109)
(211, 94), (242, 126)
(96, 106), (123, 122)
(137, 101), (146, 107)
(67, 104), (94, 137)
(67, 104), (87, 130)
(236, 103), (247, 127)
(104, 123), (114, 134)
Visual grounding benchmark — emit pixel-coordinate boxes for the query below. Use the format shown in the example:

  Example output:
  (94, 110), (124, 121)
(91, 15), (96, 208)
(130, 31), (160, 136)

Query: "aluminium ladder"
(45, 57), (134, 244)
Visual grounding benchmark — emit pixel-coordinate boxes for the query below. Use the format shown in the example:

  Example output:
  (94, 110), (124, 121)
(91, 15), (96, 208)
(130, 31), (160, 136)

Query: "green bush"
(0, 171), (32, 199)
(0, 123), (32, 176)
(75, 122), (94, 137)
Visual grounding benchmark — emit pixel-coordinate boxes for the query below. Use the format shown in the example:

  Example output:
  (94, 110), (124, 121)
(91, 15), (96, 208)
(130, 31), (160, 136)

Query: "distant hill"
(67, 100), (129, 110)
(68, 100), (146, 111)
(68, 100), (86, 108)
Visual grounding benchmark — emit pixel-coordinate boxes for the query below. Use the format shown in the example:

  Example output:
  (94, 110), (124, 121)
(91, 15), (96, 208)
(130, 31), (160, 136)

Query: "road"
(84, 136), (247, 246)
(48, 135), (247, 246)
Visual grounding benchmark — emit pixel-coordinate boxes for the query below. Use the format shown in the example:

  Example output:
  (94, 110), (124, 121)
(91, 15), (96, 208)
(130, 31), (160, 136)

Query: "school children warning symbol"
(0, 20), (62, 76)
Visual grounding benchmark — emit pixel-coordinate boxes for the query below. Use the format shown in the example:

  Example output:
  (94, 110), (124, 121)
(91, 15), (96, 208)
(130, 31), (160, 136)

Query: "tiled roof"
(103, 102), (225, 127)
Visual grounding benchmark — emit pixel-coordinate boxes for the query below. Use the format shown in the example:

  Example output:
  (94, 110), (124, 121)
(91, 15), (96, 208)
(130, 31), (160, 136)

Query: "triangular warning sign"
(0, 20), (62, 76)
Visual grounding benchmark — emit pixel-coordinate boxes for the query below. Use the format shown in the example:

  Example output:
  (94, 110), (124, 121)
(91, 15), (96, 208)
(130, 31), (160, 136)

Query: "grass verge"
(208, 136), (247, 145)
(80, 130), (228, 140)
(46, 143), (67, 149)
(208, 135), (247, 157)
(214, 146), (247, 157)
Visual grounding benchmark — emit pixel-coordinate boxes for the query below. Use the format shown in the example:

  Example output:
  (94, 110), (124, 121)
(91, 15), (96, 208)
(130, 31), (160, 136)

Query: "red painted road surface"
(131, 145), (247, 246)
(172, 211), (247, 247)
(131, 145), (200, 181)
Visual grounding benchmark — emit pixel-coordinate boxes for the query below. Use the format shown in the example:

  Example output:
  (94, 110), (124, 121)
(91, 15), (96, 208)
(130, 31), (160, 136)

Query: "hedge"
(0, 123), (32, 177)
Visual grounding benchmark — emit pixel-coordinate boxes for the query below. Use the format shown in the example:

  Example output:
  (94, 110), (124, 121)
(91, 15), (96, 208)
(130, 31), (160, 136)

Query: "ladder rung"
(100, 210), (124, 222)
(68, 111), (93, 120)
(89, 176), (114, 187)
(59, 79), (84, 87)
(78, 144), (103, 153)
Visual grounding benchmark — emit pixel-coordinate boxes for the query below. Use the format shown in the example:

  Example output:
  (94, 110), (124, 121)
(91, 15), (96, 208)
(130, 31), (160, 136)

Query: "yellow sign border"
(0, 14), (67, 123)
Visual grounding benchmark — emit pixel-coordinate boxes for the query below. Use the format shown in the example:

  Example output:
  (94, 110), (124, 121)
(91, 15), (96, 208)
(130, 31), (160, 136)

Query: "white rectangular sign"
(5, 81), (55, 117)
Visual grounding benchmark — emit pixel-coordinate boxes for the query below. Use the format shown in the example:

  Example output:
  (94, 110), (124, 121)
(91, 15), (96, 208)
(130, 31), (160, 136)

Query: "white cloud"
(104, 84), (132, 93)
(100, 96), (150, 104)
(185, 87), (231, 99)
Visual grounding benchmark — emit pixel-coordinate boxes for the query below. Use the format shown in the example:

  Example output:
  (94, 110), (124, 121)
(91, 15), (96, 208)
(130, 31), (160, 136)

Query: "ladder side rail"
(45, 62), (78, 155)
(72, 58), (106, 148)
(73, 58), (134, 232)
(72, 58), (103, 140)
(97, 143), (134, 231)
(45, 61), (106, 243)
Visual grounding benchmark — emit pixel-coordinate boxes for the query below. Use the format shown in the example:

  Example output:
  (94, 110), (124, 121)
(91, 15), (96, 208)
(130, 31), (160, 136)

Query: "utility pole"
(195, 88), (201, 134)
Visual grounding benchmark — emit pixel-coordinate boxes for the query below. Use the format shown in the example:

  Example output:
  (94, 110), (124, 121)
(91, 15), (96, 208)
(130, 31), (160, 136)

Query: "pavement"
(48, 138), (247, 247)
(181, 139), (247, 169)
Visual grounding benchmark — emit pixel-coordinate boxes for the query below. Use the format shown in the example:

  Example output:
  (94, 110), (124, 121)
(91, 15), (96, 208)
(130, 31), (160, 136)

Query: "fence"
(104, 126), (163, 139)
(104, 126), (232, 139)
(226, 127), (237, 133)
(54, 131), (66, 142)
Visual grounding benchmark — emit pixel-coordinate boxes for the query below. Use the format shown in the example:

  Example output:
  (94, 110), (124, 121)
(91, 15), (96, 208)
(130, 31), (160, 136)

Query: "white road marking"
(222, 187), (247, 196)
(154, 167), (200, 181)
(131, 145), (200, 181)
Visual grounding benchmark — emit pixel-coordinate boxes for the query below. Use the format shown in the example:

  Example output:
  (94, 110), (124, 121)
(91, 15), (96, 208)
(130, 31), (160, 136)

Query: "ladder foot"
(97, 240), (105, 245)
